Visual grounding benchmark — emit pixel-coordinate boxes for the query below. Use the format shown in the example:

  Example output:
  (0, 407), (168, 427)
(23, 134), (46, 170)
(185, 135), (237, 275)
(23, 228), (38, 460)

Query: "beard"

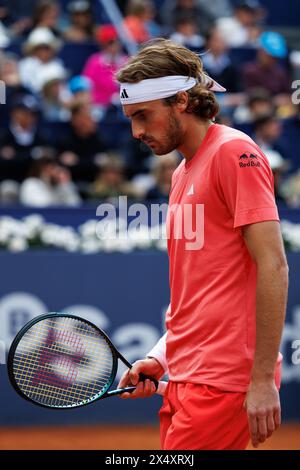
(142, 109), (184, 156)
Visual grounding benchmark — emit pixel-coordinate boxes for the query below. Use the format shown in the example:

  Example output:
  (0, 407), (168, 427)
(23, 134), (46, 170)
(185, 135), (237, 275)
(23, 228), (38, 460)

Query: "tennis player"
(117, 39), (289, 450)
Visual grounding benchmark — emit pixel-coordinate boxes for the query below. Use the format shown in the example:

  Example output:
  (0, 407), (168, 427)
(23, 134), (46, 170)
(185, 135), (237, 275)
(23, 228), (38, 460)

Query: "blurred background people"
(0, 94), (48, 181)
(202, 28), (241, 92)
(146, 152), (180, 202)
(19, 155), (81, 207)
(123, 0), (156, 44)
(57, 102), (107, 182)
(243, 31), (290, 96)
(19, 27), (65, 93)
(88, 153), (139, 201)
(161, 0), (214, 36)
(63, 0), (95, 43)
(217, 0), (264, 47)
(39, 62), (71, 122)
(170, 14), (204, 50)
(82, 24), (127, 108)
(31, 0), (61, 38)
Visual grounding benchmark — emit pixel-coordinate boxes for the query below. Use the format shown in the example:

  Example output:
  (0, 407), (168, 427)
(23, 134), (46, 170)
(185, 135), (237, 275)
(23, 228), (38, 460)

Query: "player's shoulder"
(214, 124), (267, 163)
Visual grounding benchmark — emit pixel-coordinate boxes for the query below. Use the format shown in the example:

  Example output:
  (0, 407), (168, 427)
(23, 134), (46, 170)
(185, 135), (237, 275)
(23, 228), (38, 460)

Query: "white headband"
(119, 74), (226, 105)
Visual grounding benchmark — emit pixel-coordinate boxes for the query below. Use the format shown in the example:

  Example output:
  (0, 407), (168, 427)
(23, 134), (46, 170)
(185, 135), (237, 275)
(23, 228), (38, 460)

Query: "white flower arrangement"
(1, 215), (296, 253)
(0, 215), (168, 253)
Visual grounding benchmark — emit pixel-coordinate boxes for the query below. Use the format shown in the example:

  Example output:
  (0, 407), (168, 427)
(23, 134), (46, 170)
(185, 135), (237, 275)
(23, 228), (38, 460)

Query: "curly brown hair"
(117, 39), (219, 121)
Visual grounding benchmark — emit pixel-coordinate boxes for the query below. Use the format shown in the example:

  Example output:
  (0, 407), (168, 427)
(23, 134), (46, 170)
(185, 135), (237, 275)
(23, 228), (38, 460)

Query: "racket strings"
(12, 317), (115, 407)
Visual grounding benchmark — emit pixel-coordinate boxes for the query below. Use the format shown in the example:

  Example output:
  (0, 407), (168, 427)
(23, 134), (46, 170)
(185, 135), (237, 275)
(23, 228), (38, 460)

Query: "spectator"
(0, 180), (19, 204)
(253, 113), (287, 163)
(82, 25), (127, 108)
(0, 52), (21, 89)
(160, 0), (214, 37)
(243, 31), (290, 97)
(19, 27), (65, 93)
(281, 170), (300, 208)
(58, 102), (107, 182)
(0, 94), (48, 181)
(170, 14), (205, 51)
(263, 148), (289, 203)
(31, 0), (61, 38)
(197, 0), (233, 20)
(68, 75), (104, 121)
(123, 0), (153, 44)
(0, 18), (9, 47)
(63, 0), (95, 43)
(202, 28), (241, 92)
(89, 153), (138, 201)
(233, 88), (274, 125)
(68, 75), (92, 104)
(20, 156), (81, 207)
(146, 152), (180, 202)
(39, 62), (71, 122)
(217, 0), (263, 47)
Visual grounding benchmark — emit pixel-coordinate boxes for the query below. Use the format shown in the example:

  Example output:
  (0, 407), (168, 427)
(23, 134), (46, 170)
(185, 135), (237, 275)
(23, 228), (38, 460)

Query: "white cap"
(24, 28), (61, 54)
(39, 63), (67, 88)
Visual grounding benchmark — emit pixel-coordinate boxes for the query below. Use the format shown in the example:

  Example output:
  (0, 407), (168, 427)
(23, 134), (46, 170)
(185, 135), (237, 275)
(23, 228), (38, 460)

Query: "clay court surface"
(0, 425), (299, 450)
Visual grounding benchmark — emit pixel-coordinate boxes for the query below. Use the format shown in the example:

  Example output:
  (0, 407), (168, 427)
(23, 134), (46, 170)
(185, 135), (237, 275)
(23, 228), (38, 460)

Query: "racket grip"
(139, 372), (159, 390)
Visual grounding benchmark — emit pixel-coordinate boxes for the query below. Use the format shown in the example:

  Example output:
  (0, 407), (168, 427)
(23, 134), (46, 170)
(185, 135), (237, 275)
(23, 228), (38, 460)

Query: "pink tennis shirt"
(165, 123), (282, 392)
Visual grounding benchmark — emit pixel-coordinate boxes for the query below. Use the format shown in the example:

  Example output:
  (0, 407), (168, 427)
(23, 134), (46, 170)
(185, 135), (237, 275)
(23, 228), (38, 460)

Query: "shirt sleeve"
(217, 139), (280, 228)
(147, 332), (168, 373)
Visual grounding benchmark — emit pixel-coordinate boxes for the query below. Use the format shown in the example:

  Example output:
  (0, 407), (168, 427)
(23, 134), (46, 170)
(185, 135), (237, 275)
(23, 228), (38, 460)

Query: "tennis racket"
(7, 312), (167, 409)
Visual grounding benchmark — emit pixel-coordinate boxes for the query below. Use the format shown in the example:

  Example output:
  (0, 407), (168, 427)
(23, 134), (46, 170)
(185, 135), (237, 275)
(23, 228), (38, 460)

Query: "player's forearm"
(251, 259), (288, 382)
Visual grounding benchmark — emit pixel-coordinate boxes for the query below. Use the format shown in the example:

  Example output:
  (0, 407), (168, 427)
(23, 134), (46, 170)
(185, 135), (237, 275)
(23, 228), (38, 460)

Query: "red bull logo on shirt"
(239, 152), (261, 168)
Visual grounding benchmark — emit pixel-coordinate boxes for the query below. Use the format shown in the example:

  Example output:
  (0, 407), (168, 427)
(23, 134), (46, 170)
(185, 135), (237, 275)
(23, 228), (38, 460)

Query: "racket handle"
(139, 372), (159, 390)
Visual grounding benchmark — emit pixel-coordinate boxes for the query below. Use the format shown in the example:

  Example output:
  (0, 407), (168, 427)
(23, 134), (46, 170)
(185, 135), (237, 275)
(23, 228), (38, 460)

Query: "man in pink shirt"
(117, 40), (288, 450)
(82, 25), (127, 107)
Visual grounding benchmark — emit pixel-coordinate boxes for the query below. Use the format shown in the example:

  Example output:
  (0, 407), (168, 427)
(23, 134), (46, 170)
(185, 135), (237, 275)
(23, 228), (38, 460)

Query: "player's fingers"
(266, 411), (275, 438)
(274, 406), (281, 429)
(143, 379), (156, 397)
(257, 414), (268, 443)
(128, 362), (145, 386)
(248, 411), (259, 448)
(117, 369), (131, 389)
(129, 380), (145, 398)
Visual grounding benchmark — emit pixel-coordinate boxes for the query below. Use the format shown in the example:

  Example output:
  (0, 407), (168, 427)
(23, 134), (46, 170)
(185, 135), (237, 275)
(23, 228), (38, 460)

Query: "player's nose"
(131, 121), (145, 140)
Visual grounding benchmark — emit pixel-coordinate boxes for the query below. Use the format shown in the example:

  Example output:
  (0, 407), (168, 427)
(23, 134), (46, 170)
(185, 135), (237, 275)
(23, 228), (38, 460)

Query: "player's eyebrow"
(127, 108), (147, 119)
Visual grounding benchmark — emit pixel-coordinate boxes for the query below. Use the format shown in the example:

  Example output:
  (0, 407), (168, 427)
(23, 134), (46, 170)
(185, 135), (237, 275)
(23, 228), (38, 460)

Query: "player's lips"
(143, 140), (156, 147)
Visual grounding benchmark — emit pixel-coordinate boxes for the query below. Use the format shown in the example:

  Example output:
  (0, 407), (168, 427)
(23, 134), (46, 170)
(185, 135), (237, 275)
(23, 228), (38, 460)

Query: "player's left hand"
(244, 379), (281, 448)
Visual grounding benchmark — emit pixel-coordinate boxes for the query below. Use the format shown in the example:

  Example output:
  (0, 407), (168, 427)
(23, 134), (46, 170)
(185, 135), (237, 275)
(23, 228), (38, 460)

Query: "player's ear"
(175, 91), (189, 113)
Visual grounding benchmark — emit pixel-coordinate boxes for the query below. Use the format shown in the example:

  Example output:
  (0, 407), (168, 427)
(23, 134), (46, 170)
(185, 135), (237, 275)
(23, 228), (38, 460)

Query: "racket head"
(7, 312), (118, 409)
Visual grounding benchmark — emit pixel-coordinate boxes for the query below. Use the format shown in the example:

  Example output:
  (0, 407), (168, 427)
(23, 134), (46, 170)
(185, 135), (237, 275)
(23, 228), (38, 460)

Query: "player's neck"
(179, 119), (214, 162)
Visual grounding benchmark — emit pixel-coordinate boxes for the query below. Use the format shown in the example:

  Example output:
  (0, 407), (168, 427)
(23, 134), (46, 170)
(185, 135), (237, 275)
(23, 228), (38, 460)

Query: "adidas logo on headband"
(121, 89), (129, 99)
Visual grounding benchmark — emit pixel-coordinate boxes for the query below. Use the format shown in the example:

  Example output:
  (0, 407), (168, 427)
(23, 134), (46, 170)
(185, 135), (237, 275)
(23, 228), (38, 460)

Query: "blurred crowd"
(0, 0), (300, 207)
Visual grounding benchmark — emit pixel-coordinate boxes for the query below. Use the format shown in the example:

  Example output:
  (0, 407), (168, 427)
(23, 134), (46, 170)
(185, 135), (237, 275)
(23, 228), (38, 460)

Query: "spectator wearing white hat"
(39, 63), (71, 122)
(19, 27), (66, 93)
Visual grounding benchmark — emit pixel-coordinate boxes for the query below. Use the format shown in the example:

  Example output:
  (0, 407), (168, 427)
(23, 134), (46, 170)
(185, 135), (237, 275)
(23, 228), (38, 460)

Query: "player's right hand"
(118, 357), (165, 399)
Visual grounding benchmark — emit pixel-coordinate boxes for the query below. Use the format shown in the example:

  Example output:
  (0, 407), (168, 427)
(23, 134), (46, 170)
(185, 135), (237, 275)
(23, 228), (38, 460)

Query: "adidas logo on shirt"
(187, 184), (194, 196)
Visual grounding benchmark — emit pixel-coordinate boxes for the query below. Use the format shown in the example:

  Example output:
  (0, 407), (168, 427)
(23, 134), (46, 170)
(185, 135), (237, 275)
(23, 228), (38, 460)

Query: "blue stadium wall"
(0, 249), (299, 426)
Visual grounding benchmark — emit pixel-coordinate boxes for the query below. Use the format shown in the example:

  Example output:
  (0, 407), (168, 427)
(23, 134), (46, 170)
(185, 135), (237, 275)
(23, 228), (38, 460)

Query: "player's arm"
(118, 333), (167, 399)
(242, 220), (288, 448)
